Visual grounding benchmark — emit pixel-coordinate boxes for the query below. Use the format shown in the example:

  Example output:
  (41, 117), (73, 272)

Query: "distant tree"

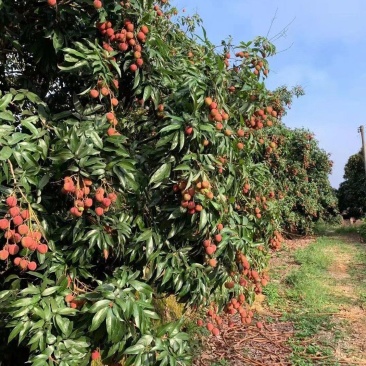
(337, 151), (366, 218)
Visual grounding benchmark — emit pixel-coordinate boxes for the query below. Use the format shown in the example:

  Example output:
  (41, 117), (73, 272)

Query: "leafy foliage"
(337, 151), (366, 218)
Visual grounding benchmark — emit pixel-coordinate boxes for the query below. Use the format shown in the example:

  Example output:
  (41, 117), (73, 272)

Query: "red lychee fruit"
(8, 244), (19, 256)
(93, 0), (102, 9)
(140, 25), (149, 34)
(70, 207), (82, 217)
(27, 261), (37, 271)
(0, 218), (9, 230)
(37, 244), (49, 254)
(90, 89), (99, 99)
(130, 64), (138, 72)
(205, 245), (217, 256)
(214, 234), (222, 243)
(91, 350), (100, 360)
(185, 126), (193, 135)
(12, 215), (23, 226)
(19, 259), (29, 270)
(6, 196), (17, 207)
(196, 319), (203, 327)
(65, 294), (74, 303)
(95, 207), (104, 216)
(217, 223), (224, 231)
(0, 250), (9, 260)
(211, 327), (220, 336)
(108, 192), (117, 203)
(9, 206), (20, 217)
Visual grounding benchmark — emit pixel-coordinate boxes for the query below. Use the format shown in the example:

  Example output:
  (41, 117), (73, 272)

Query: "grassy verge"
(264, 234), (366, 365)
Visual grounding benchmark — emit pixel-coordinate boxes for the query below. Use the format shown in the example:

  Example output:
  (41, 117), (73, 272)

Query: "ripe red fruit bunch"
(204, 96), (229, 125)
(96, 19), (149, 72)
(61, 176), (118, 218)
(0, 195), (48, 271)
(246, 106), (277, 130)
(153, 4), (164, 17)
(195, 295), (259, 336)
(90, 80), (119, 105)
(172, 179), (206, 215)
(269, 230), (284, 250)
(223, 51), (230, 68)
(64, 293), (86, 309)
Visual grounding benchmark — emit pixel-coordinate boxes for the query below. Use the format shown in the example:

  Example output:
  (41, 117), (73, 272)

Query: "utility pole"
(358, 126), (366, 174)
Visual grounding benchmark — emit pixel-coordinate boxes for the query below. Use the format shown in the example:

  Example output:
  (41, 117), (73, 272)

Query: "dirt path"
(323, 236), (366, 364)
(193, 234), (366, 366)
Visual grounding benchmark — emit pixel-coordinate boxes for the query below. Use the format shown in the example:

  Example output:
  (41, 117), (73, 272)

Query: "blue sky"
(172, 0), (366, 188)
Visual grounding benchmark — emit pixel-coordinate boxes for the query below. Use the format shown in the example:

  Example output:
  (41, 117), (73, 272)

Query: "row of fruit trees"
(0, 0), (339, 365)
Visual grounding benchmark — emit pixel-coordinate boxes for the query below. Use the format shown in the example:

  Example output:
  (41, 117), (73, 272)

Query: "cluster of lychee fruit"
(202, 223), (223, 261)
(0, 196), (48, 271)
(223, 52), (231, 68)
(64, 292), (86, 310)
(96, 19), (148, 72)
(61, 176), (118, 218)
(232, 251), (270, 294)
(89, 79), (122, 137)
(269, 230), (284, 251)
(173, 179), (216, 215)
(153, 4), (164, 17)
(196, 296), (264, 336)
(245, 106), (278, 130)
(204, 97), (230, 130)
(235, 50), (250, 59)
(216, 156), (228, 174)
(250, 58), (269, 77)
(173, 180), (203, 215)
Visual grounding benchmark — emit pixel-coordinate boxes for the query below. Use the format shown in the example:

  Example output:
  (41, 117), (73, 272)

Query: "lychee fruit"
(91, 350), (100, 360)
(0, 218), (9, 230)
(6, 196), (17, 207)
(12, 215), (23, 226)
(27, 261), (37, 271)
(37, 244), (49, 254)
(8, 244), (19, 256)
(0, 250), (9, 260)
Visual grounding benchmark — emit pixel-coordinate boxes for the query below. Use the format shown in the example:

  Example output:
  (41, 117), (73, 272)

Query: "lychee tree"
(337, 151), (366, 218)
(258, 124), (340, 235)
(0, 0), (338, 365)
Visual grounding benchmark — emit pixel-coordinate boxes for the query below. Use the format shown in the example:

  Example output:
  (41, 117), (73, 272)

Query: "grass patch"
(314, 222), (361, 236)
(266, 235), (358, 364)
(285, 238), (335, 311)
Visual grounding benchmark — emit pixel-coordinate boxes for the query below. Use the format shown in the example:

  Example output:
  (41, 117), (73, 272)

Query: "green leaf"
(12, 295), (41, 307)
(124, 343), (145, 355)
(55, 315), (70, 336)
(41, 286), (60, 297)
(59, 60), (88, 71)
(88, 299), (111, 313)
(0, 93), (13, 110)
(21, 119), (39, 136)
(159, 124), (181, 133)
(53, 30), (64, 52)
(0, 111), (15, 121)
(0, 146), (12, 160)
(143, 85), (152, 102)
(8, 322), (24, 343)
(149, 163), (171, 185)
(199, 209), (208, 231)
(89, 131), (103, 149)
(89, 307), (108, 331)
